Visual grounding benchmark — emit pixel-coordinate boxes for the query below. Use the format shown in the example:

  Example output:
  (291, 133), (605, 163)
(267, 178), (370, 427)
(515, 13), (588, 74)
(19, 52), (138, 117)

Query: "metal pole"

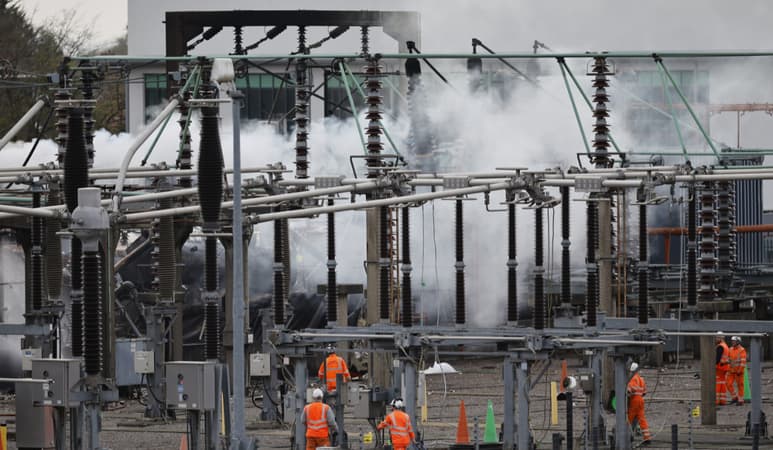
(230, 90), (247, 450)
(403, 360), (418, 446)
(516, 361), (530, 450)
(0, 99), (46, 151)
(614, 357), (628, 449)
(503, 356), (515, 449)
(190, 410), (201, 450)
(335, 373), (346, 449)
(750, 337), (762, 442)
(566, 391), (573, 450)
(590, 352), (603, 446)
(294, 359), (308, 450)
(671, 424), (678, 450)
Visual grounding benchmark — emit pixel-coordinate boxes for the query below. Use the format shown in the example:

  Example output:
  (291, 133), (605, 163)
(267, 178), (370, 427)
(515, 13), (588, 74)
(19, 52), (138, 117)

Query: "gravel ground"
(0, 356), (771, 449)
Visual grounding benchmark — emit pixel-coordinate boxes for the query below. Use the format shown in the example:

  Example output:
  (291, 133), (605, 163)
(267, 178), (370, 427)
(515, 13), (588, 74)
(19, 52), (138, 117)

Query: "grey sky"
(18, 0), (773, 52)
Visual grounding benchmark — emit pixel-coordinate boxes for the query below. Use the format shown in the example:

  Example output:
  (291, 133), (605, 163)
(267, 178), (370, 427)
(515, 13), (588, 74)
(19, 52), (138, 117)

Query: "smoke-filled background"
(2, 0), (773, 331)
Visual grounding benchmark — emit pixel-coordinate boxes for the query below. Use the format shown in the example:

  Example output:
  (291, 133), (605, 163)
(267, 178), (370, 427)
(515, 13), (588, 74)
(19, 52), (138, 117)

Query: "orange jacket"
(627, 372), (646, 397)
(318, 354), (351, 391)
(302, 401), (334, 438)
(377, 410), (415, 445)
(728, 344), (747, 373)
(717, 341), (730, 369)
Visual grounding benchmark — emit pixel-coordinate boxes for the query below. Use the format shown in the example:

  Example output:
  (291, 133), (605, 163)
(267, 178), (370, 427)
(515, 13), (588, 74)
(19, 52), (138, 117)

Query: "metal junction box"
(350, 386), (386, 419)
(165, 361), (216, 410)
(134, 350), (155, 374)
(15, 381), (55, 449)
(249, 353), (270, 377)
(30, 358), (80, 407)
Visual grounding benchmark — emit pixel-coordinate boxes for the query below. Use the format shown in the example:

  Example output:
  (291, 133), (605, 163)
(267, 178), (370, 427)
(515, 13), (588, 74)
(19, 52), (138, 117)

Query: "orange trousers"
(305, 436), (330, 450)
(716, 367), (729, 405)
(627, 395), (651, 441)
(726, 370), (745, 403)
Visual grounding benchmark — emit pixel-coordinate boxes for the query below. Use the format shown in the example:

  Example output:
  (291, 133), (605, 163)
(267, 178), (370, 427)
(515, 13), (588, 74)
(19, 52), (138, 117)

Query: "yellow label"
(691, 406), (700, 417)
(363, 432), (373, 443)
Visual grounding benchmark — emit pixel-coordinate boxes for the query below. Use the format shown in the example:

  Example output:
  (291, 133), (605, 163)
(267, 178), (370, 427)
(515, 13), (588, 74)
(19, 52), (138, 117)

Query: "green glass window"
(144, 74), (167, 123)
(234, 73), (294, 123)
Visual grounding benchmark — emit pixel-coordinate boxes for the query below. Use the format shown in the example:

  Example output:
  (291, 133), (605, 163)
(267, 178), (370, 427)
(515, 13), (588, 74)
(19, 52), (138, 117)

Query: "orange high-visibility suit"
(318, 353), (351, 392)
(301, 401), (337, 450)
(627, 372), (651, 442)
(716, 340), (730, 405)
(378, 410), (415, 450)
(727, 343), (747, 404)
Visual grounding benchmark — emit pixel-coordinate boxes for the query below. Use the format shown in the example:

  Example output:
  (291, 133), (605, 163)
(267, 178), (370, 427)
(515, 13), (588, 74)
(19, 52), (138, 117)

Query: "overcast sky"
(18, 0), (773, 52)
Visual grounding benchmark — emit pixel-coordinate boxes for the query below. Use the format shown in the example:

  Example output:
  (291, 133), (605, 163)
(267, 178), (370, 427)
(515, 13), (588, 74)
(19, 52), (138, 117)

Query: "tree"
(0, 0), (63, 141)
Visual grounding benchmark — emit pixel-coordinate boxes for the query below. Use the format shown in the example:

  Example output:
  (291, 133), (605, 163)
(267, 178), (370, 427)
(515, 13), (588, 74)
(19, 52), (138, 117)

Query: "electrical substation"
(0, 5), (773, 450)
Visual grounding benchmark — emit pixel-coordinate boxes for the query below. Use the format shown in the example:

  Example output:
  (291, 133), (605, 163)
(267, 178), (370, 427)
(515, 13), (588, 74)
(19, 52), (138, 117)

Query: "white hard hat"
(716, 331), (724, 336)
(393, 399), (404, 409)
(312, 388), (324, 400)
(731, 336), (741, 342)
(629, 362), (639, 372)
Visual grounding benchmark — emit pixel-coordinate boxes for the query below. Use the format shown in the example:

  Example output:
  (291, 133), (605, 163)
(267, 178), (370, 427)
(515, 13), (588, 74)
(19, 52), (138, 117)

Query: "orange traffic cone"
(456, 400), (470, 444)
(179, 434), (188, 450)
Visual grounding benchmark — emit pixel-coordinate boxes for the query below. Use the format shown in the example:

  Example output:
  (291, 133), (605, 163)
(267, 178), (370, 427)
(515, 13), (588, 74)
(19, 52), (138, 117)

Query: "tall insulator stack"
(379, 206), (390, 322)
(590, 57), (612, 169)
(45, 187), (62, 302)
(30, 190), (44, 311)
(716, 180), (736, 287)
(151, 197), (177, 302)
(687, 187), (698, 307)
(507, 196), (518, 323)
(637, 190), (649, 325)
(294, 26), (310, 180)
(273, 212), (285, 326)
(81, 69), (96, 167)
(82, 249), (103, 376)
(560, 186), (571, 307)
(326, 198), (337, 326)
(364, 57), (384, 179)
(698, 182), (718, 301)
(454, 199), (466, 325)
(586, 201), (599, 327)
(54, 89), (71, 167)
(64, 109), (88, 357)
(387, 207), (400, 318)
(177, 74), (194, 189)
(197, 68), (224, 361)
(533, 207), (545, 330)
(401, 207), (413, 328)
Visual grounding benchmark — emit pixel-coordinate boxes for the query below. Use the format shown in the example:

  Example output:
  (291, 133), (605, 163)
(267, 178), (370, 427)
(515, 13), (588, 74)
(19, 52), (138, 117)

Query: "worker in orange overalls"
(301, 388), (338, 450)
(627, 362), (651, 445)
(378, 399), (416, 450)
(716, 333), (730, 405)
(726, 335), (747, 405)
(318, 345), (351, 393)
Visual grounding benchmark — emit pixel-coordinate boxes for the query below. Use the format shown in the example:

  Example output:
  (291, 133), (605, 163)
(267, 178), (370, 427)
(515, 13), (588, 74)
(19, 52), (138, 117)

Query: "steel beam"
(614, 357), (629, 449)
(503, 356), (515, 449)
(516, 360), (530, 450)
(0, 323), (49, 335)
(294, 359), (307, 450)
(750, 337), (762, 440)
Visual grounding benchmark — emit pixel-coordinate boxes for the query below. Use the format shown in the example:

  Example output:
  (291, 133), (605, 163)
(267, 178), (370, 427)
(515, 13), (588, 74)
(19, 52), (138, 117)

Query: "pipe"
(111, 98), (180, 211)
(0, 203), (59, 218)
(455, 199), (465, 325)
(124, 182), (377, 222)
(0, 99), (46, 151)
(254, 182), (514, 223)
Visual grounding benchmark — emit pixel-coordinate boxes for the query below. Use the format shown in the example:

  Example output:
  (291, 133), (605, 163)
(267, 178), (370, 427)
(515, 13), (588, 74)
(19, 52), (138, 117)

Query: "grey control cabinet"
(30, 358), (80, 407)
(165, 361), (216, 410)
